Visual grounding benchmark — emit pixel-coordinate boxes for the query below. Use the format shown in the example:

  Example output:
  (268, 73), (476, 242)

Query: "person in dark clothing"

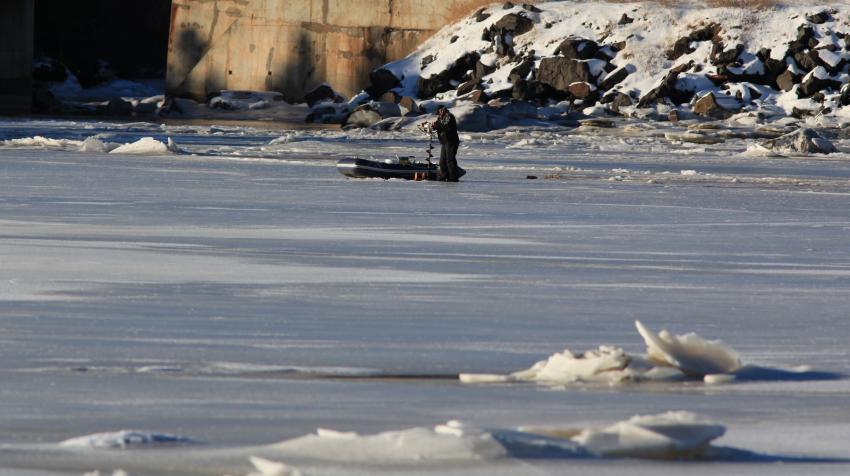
(432, 105), (461, 182)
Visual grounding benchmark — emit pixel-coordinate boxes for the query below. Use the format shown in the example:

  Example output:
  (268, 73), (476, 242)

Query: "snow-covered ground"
(0, 117), (849, 475)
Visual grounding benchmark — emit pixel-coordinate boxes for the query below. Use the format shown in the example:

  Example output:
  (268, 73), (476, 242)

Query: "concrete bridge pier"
(0, 0), (33, 114)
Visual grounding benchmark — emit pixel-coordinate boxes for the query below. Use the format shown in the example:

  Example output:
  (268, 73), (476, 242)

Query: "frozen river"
(0, 118), (849, 475)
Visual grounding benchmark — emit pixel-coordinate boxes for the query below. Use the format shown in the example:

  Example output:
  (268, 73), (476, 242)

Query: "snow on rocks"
(332, 2), (850, 131)
(59, 430), (198, 449)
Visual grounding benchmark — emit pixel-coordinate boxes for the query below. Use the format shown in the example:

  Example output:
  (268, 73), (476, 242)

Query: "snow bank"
(109, 137), (184, 155)
(267, 412), (725, 462)
(59, 430), (198, 449)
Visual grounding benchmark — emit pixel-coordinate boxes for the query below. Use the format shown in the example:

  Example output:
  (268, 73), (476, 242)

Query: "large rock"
(492, 12), (534, 36)
(568, 82), (596, 100)
(508, 58), (535, 83)
(599, 67), (630, 91)
(493, 100), (538, 119)
(667, 23), (722, 60)
(638, 70), (695, 106)
(806, 10), (831, 24)
(303, 84), (339, 106)
(760, 128), (836, 154)
(554, 38), (599, 61)
(453, 104), (492, 132)
(418, 53), (479, 99)
(32, 86), (63, 114)
(107, 98), (134, 116)
(398, 96), (422, 115)
(798, 67), (841, 98)
(343, 102), (400, 128)
(776, 69), (801, 92)
(537, 57), (591, 92)
(600, 91), (632, 113)
(366, 69), (401, 99)
(32, 57), (67, 82)
(692, 92), (737, 120)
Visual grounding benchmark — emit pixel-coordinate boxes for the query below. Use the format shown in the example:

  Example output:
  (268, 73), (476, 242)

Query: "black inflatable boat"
(336, 157), (465, 181)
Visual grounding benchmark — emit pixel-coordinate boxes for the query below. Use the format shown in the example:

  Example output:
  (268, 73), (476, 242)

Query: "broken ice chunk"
(635, 321), (741, 376)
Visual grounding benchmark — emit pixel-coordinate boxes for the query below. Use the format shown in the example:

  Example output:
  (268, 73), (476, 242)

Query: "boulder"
(32, 57), (67, 82)
(760, 128), (836, 154)
(798, 68), (841, 98)
(343, 107), (382, 129)
(692, 92), (736, 120)
(508, 58), (535, 83)
(492, 12), (534, 36)
(367, 69), (401, 99)
(494, 100), (538, 119)
(600, 91), (632, 113)
(618, 13), (634, 25)
(398, 96), (422, 115)
(474, 60), (497, 81)
(418, 53), (479, 99)
(840, 84), (850, 106)
(453, 104), (492, 132)
(469, 89), (491, 104)
(378, 91), (400, 103)
(638, 71), (694, 106)
(711, 44), (743, 66)
(793, 50), (819, 72)
(106, 98), (134, 116)
(457, 79), (479, 96)
(568, 82), (596, 100)
(787, 25), (818, 55)
(667, 23), (722, 61)
(806, 10), (831, 24)
(554, 38), (599, 61)
(512, 79), (538, 101)
(537, 57), (591, 92)
(776, 69), (801, 92)
(343, 102), (400, 128)
(474, 8), (490, 22)
(31, 86), (63, 114)
(599, 66), (630, 91)
(303, 84), (338, 106)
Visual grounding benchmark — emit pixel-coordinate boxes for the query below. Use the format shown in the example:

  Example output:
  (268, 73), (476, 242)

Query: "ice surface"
(0, 117), (849, 475)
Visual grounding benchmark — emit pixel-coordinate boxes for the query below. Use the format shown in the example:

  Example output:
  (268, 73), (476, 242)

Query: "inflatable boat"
(336, 157), (465, 181)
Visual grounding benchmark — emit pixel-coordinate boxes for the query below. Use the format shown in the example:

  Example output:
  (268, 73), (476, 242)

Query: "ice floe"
(59, 430), (198, 449)
(461, 320), (836, 385)
(265, 412), (725, 463)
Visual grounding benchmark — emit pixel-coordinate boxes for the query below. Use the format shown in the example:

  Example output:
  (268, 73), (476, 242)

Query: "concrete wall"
(166, 0), (496, 101)
(0, 0), (34, 114)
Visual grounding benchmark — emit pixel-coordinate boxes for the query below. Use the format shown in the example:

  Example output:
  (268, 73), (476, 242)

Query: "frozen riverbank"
(0, 118), (849, 475)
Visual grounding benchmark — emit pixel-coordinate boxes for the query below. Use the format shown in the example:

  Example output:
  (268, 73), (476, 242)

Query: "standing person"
(432, 105), (461, 182)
